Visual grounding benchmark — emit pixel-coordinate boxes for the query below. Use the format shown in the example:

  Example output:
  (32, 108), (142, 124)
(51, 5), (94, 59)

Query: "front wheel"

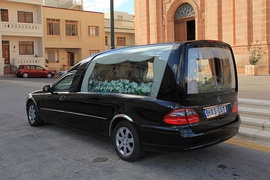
(113, 121), (145, 162)
(27, 101), (44, 126)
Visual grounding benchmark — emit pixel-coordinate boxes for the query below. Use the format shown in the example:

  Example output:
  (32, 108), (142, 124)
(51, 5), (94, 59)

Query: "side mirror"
(43, 85), (52, 93)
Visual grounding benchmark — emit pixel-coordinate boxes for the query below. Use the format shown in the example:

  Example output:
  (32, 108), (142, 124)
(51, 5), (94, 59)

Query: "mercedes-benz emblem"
(217, 96), (221, 103)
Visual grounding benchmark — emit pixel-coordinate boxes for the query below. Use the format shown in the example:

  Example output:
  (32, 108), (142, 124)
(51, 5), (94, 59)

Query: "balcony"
(105, 19), (134, 33)
(4, 0), (43, 5)
(1, 22), (43, 37)
(60, 0), (83, 10)
(14, 57), (44, 67)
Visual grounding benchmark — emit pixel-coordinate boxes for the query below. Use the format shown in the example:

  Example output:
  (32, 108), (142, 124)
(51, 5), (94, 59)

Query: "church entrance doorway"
(174, 3), (196, 41)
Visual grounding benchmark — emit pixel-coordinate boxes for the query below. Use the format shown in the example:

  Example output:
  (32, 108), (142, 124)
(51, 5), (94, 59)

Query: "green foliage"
(247, 40), (264, 65)
(88, 79), (153, 96)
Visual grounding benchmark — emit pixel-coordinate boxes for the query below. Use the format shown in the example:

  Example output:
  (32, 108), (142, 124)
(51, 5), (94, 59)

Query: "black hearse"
(26, 40), (240, 161)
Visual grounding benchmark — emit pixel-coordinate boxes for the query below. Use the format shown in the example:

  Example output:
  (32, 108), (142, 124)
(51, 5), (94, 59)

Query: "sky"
(83, 0), (134, 14)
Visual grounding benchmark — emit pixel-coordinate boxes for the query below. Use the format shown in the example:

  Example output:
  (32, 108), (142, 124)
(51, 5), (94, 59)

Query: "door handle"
(59, 95), (66, 101)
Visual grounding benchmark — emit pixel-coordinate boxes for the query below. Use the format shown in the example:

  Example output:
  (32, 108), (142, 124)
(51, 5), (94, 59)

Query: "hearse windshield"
(187, 45), (236, 94)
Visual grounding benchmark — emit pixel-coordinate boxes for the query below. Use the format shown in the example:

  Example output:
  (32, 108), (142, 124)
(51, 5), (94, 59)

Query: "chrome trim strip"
(203, 103), (231, 110)
(41, 108), (107, 120)
(109, 114), (133, 137)
(112, 114), (133, 122)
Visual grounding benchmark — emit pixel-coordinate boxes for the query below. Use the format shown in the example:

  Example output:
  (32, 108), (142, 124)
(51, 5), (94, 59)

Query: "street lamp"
(110, 0), (115, 49)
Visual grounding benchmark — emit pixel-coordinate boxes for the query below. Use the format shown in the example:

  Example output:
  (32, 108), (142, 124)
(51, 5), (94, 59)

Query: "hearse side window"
(81, 45), (174, 97)
(88, 60), (154, 96)
(53, 73), (75, 92)
(187, 46), (236, 94)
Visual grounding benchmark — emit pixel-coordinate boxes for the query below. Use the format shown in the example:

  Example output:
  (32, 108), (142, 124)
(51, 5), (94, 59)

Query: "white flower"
(89, 79), (153, 96)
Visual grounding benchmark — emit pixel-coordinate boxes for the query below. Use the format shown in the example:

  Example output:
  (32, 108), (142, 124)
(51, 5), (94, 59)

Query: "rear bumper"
(139, 115), (241, 152)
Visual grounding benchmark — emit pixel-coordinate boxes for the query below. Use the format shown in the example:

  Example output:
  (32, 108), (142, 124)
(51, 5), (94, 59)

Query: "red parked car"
(15, 65), (55, 78)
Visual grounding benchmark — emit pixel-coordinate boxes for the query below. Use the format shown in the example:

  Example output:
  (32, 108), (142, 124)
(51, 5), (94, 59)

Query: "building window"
(46, 50), (59, 63)
(117, 15), (123, 20)
(89, 50), (99, 56)
(174, 3), (195, 19)
(88, 26), (99, 36)
(105, 36), (108, 46)
(47, 19), (60, 35)
(18, 11), (33, 23)
(66, 20), (78, 36)
(19, 41), (34, 55)
(1, 9), (8, 22)
(117, 37), (126, 46)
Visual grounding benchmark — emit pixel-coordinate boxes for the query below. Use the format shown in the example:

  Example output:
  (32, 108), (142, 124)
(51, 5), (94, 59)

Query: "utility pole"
(110, 0), (115, 49)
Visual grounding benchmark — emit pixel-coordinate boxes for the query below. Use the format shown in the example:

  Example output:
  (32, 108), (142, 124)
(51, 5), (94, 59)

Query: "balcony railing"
(4, 0), (43, 5)
(14, 58), (44, 67)
(1, 22), (43, 36)
(105, 19), (134, 29)
(60, 0), (83, 9)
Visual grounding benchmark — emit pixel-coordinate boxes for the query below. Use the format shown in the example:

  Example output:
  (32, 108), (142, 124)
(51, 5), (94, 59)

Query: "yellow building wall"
(43, 6), (105, 72)
(104, 11), (135, 49)
(105, 32), (135, 49)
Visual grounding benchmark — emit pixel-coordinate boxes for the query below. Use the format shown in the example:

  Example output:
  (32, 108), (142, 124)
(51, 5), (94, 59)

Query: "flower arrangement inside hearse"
(88, 79), (153, 96)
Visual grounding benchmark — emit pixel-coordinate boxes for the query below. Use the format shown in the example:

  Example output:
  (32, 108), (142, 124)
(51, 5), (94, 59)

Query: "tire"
(113, 121), (145, 162)
(27, 101), (44, 126)
(22, 73), (29, 78)
(46, 73), (52, 78)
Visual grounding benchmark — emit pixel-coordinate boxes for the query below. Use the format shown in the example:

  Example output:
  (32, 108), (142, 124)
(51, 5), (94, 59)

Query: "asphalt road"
(0, 76), (270, 180)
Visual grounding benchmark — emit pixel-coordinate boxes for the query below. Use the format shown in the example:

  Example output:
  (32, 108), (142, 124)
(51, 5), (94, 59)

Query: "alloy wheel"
(23, 73), (29, 78)
(47, 73), (52, 78)
(28, 104), (36, 124)
(115, 127), (134, 157)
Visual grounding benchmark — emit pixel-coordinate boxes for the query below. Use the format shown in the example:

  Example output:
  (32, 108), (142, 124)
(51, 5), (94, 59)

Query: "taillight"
(163, 108), (200, 125)
(232, 100), (238, 113)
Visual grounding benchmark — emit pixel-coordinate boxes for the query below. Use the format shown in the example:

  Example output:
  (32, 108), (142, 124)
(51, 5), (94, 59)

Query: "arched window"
(174, 3), (196, 41)
(174, 3), (195, 19)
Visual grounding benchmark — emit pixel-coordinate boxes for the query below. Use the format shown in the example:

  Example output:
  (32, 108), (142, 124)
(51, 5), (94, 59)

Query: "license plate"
(204, 105), (227, 118)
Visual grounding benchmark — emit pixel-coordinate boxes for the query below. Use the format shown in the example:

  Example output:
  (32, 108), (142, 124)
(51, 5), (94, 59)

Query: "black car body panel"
(26, 40), (241, 160)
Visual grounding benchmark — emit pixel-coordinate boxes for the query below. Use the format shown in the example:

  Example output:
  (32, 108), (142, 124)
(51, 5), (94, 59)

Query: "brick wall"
(135, 0), (270, 74)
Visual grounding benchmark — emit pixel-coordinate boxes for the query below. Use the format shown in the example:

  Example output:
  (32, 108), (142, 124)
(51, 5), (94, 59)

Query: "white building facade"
(0, 0), (44, 75)
(43, 0), (83, 10)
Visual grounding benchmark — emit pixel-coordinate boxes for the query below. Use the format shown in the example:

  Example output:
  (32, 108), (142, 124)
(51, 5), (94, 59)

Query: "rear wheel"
(113, 121), (145, 162)
(22, 73), (29, 78)
(46, 73), (52, 78)
(27, 101), (44, 126)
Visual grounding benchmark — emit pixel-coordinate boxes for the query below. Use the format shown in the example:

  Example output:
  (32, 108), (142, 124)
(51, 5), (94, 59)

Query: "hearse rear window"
(187, 46), (236, 94)
(81, 44), (174, 97)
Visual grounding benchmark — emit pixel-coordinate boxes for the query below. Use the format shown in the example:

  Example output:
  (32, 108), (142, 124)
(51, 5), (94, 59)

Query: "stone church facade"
(135, 0), (270, 74)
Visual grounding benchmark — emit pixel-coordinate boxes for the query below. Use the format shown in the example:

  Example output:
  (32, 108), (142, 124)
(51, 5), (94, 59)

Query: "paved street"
(0, 76), (270, 180)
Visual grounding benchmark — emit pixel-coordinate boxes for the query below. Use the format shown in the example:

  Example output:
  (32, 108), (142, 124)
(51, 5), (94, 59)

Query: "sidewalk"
(237, 74), (270, 146)
(238, 75), (270, 100)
